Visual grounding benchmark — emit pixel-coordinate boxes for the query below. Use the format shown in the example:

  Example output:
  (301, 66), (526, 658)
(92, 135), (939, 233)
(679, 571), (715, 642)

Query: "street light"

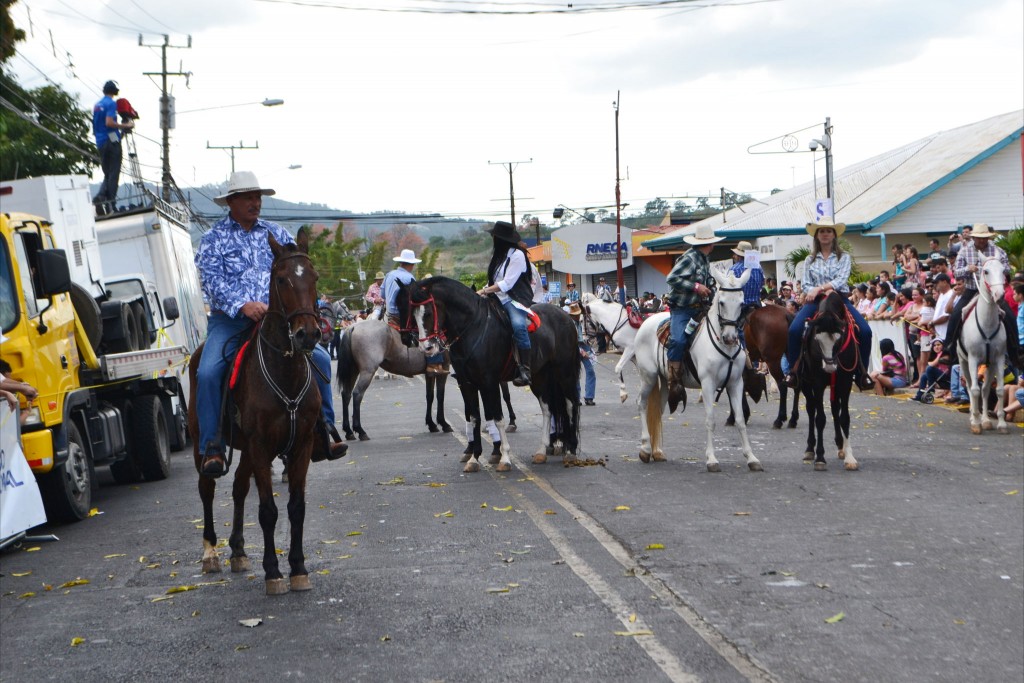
(176, 98), (284, 115)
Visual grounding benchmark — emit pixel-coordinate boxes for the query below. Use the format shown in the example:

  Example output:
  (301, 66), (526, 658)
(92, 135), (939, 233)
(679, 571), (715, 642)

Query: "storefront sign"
(552, 223), (634, 274)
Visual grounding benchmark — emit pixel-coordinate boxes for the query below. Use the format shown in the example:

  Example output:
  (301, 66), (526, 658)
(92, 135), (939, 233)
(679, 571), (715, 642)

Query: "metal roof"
(644, 110), (1024, 250)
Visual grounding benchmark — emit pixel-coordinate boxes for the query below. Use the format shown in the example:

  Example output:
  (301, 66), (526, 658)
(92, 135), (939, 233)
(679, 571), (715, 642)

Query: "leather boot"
(511, 347), (531, 387)
(667, 360), (685, 414)
(311, 419), (348, 462)
(854, 363), (874, 391)
(784, 358), (800, 389)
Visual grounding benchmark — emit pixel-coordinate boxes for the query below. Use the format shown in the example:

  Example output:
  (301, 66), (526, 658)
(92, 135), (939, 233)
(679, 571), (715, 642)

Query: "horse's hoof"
(344, 432), (356, 441)
(289, 574), (312, 592)
(532, 453), (548, 464)
(265, 578), (289, 596)
(619, 392), (628, 404)
(725, 417), (736, 427)
(788, 421), (798, 429)
(459, 452), (472, 463)
(651, 451), (667, 462)
(844, 462), (859, 471)
(563, 453), (577, 464)
(506, 424), (517, 433)
(997, 425), (1009, 435)
(202, 557), (222, 574)
(358, 434), (371, 442)
(463, 461), (480, 473)
(639, 451), (651, 463)
(428, 424), (440, 433)
(772, 421), (783, 430)
(230, 556), (251, 573)
(707, 462), (721, 473)
(803, 451), (815, 461)
(553, 445), (565, 457)
(813, 462), (827, 471)
(441, 425), (453, 433)
(488, 453), (502, 465)
(970, 424), (982, 435)
(982, 421), (993, 431)
(748, 461), (763, 472)
(495, 462), (512, 473)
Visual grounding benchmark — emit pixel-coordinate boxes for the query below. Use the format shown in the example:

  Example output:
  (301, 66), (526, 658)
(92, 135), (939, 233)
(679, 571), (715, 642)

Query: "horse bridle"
(806, 303), (857, 373)
(262, 251), (321, 358)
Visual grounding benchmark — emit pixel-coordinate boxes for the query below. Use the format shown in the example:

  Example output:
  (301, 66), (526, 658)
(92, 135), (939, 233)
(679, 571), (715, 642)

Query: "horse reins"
(705, 286), (745, 401)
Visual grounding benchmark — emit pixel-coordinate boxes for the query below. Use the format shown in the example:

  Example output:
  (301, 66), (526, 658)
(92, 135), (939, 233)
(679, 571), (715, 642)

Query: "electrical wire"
(0, 95), (99, 161)
(253, 0), (763, 14)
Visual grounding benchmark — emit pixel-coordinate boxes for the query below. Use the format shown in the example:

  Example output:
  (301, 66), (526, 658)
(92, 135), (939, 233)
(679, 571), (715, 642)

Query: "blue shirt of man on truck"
(193, 171), (346, 477)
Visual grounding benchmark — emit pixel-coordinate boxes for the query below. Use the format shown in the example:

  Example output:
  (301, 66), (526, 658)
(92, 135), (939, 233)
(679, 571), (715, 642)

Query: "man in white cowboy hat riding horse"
(382, 248), (447, 375)
(194, 171), (347, 477)
(942, 223), (1019, 371)
(665, 223), (724, 412)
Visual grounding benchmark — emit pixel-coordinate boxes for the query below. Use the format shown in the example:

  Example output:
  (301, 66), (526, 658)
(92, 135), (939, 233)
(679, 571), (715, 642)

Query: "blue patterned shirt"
(802, 251), (851, 294)
(729, 261), (764, 305)
(195, 216), (295, 318)
(383, 267), (417, 315)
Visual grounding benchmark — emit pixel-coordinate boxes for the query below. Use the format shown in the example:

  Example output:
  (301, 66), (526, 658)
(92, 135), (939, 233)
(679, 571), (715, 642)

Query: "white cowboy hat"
(214, 171), (276, 206)
(731, 240), (754, 257)
(683, 223), (725, 245)
(805, 216), (846, 237)
(970, 223), (998, 239)
(393, 248), (422, 264)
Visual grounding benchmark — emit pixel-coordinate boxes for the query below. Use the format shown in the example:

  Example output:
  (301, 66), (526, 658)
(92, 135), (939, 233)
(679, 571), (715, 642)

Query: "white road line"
(449, 416), (779, 683)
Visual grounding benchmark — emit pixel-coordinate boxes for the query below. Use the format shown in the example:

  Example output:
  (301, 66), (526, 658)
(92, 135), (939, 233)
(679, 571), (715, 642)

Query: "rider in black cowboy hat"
(478, 221), (533, 386)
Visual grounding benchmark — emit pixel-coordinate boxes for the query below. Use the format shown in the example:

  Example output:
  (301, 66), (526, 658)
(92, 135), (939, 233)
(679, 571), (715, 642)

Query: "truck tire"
(134, 395), (172, 481)
(102, 300), (139, 353)
(110, 400), (143, 484)
(39, 423), (92, 523)
(131, 301), (151, 350)
(70, 282), (103, 352)
(169, 386), (189, 452)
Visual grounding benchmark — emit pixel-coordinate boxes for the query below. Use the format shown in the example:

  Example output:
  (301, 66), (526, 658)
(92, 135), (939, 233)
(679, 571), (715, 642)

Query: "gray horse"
(336, 318), (452, 441)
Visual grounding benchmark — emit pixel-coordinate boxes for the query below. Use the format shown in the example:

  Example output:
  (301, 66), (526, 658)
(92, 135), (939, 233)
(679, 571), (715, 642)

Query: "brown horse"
(187, 229), (324, 595)
(746, 304), (799, 429)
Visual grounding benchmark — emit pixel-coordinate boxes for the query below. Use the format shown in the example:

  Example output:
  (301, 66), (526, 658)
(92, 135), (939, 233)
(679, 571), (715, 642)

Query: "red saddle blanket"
(626, 303), (657, 329)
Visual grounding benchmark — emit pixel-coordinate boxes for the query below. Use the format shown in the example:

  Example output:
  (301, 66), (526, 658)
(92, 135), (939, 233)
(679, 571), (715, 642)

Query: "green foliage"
(0, 72), (94, 179)
(1, 0), (26, 64)
(995, 225), (1024, 273)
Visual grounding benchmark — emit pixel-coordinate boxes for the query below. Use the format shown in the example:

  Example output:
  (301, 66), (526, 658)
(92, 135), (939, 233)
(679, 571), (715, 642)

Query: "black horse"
(797, 292), (860, 471)
(396, 276), (581, 472)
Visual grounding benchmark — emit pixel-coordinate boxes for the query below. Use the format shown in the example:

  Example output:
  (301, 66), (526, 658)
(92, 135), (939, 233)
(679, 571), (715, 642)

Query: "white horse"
(580, 292), (642, 402)
(632, 268), (762, 472)
(958, 257), (1008, 435)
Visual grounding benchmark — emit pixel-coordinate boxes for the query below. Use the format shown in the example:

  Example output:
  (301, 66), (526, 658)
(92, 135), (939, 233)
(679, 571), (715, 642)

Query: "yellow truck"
(0, 212), (188, 522)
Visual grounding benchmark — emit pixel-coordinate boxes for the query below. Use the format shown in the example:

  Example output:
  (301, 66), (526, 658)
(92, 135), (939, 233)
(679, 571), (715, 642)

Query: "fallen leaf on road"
(87, 508), (102, 517)
(486, 587), (510, 593)
(346, 531), (363, 536)
(104, 554), (126, 559)
(492, 505), (513, 512)
(321, 540), (339, 544)
(953, 619), (966, 625)
(11, 571), (31, 577)
(544, 510), (556, 515)
(239, 618), (263, 628)
(24, 547), (40, 553)
(316, 569), (330, 575)
(614, 505), (631, 511)
(1006, 490), (1019, 496)
(18, 592), (35, 599)
(645, 543), (665, 550)
(150, 596), (174, 603)
(336, 554), (353, 560)
(573, 632), (585, 638)
(235, 645), (249, 651)
(424, 482), (446, 488)
(434, 511), (454, 518)
(71, 637), (85, 647)
(733, 512), (751, 516)
(166, 585), (198, 594)
(614, 630), (654, 637)
(379, 477), (405, 485)
(629, 614), (637, 623)
(58, 578), (90, 588)
(825, 612), (845, 624)
(481, 503), (488, 508)
(380, 634), (391, 641)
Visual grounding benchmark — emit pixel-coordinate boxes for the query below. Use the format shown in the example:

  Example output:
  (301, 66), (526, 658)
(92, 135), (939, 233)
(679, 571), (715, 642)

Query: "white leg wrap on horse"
(484, 419), (501, 441)
(465, 421), (475, 440)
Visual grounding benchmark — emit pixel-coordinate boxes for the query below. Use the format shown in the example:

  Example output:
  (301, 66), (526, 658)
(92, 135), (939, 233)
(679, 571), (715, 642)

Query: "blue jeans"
(786, 298), (871, 371)
(502, 300), (532, 351)
(197, 312), (335, 455)
(668, 307), (694, 362)
(949, 365), (966, 400)
(578, 343), (596, 401)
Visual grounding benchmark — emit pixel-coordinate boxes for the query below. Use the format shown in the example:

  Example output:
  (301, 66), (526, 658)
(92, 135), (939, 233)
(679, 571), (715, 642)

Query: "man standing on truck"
(194, 171), (347, 478)
(92, 80), (134, 216)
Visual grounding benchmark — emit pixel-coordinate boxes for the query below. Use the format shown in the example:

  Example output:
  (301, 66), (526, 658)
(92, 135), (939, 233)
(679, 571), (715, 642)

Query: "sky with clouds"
(8, 0), (1023, 221)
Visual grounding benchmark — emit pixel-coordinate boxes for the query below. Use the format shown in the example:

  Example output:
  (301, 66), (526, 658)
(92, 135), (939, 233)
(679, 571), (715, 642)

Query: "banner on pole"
(1, 404), (48, 541)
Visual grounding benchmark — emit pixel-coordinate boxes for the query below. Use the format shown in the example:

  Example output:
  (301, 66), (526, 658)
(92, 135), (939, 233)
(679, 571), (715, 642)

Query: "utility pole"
(488, 158), (532, 226)
(823, 116), (834, 218)
(141, 34), (191, 201)
(206, 141), (259, 173)
(613, 91), (625, 304)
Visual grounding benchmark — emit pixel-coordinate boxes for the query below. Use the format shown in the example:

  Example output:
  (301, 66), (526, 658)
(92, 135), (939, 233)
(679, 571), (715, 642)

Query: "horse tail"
(647, 376), (663, 455)
(336, 329), (355, 392)
(548, 340), (582, 455)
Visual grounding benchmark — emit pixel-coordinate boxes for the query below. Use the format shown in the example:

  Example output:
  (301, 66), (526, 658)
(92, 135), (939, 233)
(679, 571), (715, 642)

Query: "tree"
(1, 0), (25, 64)
(643, 197), (669, 217)
(995, 226), (1024, 274)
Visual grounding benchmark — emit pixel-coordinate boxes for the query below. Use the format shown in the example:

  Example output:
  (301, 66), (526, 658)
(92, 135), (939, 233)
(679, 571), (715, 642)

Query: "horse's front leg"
(812, 385), (828, 471)
(285, 450), (312, 592)
(436, 375), (452, 433)
(460, 386), (483, 472)
(993, 358), (1008, 434)
(832, 381), (858, 471)
(700, 377), (720, 473)
(727, 372), (762, 472)
(500, 382), (517, 432)
(341, 385), (355, 441)
(482, 390), (512, 472)
(253, 462), (286, 595)
(965, 355), (984, 434)
(425, 376), (439, 433)
(227, 458), (253, 573)
(802, 386), (817, 463)
(199, 474), (221, 574)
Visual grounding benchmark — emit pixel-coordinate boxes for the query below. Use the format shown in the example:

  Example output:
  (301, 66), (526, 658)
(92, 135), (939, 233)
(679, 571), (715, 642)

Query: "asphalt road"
(2, 353), (1022, 683)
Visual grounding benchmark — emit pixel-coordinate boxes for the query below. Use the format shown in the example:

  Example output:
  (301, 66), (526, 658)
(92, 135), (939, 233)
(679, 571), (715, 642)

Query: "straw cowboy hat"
(486, 221), (522, 245)
(731, 240), (754, 257)
(393, 248), (422, 264)
(683, 223), (725, 245)
(374, 271), (385, 280)
(805, 216), (846, 237)
(970, 223), (998, 239)
(567, 302), (583, 317)
(214, 171), (276, 206)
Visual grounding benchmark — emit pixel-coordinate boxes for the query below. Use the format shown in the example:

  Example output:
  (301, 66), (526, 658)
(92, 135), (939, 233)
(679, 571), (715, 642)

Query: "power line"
(0, 95), (99, 161)
(252, 0), (762, 14)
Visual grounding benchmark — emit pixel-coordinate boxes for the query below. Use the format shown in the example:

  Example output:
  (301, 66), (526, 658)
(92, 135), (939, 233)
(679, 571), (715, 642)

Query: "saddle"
(502, 300), (541, 332)
(625, 301), (655, 329)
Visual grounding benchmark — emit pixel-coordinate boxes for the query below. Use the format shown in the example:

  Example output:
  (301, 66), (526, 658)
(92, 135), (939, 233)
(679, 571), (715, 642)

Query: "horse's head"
(978, 257), (1007, 303)
(710, 267), (750, 345)
(396, 279), (443, 355)
(805, 291), (847, 374)
(267, 228), (320, 354)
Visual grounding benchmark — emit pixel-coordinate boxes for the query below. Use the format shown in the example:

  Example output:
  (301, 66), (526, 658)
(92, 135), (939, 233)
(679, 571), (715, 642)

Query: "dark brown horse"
(187, 229), (324, 595)
(746, 304), (800, 429)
